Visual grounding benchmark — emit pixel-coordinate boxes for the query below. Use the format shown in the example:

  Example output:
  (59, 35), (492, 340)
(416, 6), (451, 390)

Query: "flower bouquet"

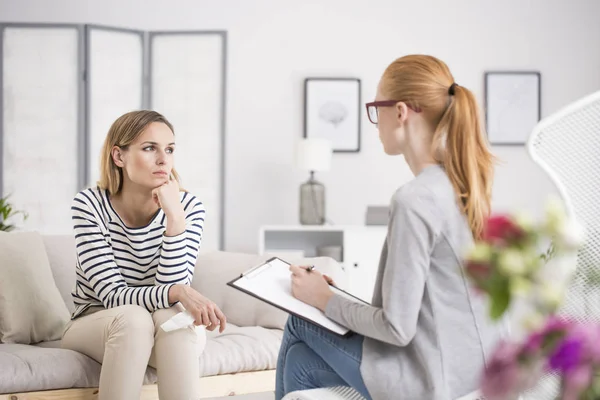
(463, 198), (600, 399)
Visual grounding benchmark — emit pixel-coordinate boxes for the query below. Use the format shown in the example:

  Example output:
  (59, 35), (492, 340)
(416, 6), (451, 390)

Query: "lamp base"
(299, 172), (325, 225)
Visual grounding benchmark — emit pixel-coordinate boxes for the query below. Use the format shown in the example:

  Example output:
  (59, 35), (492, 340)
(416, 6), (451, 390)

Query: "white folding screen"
(0, 24), (83, 234)
(149, 32), (226, 251)
(0, 26), (226, 248)
(86, 26), (144, 187)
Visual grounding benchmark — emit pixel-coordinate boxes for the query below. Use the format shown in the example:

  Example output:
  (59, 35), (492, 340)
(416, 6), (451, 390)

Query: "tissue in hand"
(161, 310), (196, 332)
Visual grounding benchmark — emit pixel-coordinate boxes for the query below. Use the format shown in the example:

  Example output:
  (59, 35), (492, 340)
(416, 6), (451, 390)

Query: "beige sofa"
(0, 233), (344, 399)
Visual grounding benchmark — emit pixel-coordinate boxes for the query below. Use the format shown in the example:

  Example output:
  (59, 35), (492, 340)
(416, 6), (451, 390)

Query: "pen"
(305, 265), (315, 273)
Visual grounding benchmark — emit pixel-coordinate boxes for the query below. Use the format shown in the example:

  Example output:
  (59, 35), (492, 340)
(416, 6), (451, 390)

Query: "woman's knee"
(283, 343), (317, 388)
(110, 305), (154, 339)
(149, 322), (205, 370)
(285, 342), (312, 370)
(151, 306), (179, 327)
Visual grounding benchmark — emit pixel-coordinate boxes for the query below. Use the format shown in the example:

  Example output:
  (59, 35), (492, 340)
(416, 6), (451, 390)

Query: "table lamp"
(295, 138), (332, 225)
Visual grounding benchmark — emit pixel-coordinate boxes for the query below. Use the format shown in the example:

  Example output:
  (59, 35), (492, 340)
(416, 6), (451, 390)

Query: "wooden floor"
(0, 370), (275, 400)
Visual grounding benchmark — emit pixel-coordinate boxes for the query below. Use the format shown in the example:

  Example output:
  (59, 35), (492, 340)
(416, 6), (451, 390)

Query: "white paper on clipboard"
(228, 257), (364, 336)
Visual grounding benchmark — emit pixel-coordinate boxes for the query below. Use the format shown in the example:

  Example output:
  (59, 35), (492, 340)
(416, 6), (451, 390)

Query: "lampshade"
(295, 138), (332, 172)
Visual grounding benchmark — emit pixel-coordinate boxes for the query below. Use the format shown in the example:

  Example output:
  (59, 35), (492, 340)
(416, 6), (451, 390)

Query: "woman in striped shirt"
(61, 110), (226, 400)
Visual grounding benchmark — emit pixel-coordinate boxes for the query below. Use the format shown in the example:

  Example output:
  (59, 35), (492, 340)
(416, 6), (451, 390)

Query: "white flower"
(537, 255), (577, 286)
(513, 211), (534, 233)
(556, 218), (585, 251)
(510, 298), (545, 336)
(538, 281), (565, 311)
(468, 243), (492, 263)
(498, 249), (527, 275)
(544, 197), (567, 236)
(510, 276), (532, 297)
(522, 311), (546, 332)
(524, 249), (543, 273)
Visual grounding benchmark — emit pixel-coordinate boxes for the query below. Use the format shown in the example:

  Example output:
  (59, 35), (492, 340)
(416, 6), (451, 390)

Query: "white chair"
(282, 386), (485, 399)
(522, 90), (600, 399)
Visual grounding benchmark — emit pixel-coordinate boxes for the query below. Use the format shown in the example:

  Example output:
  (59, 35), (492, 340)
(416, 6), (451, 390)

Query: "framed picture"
(304, 78), (361, 153)
(485, 71), (541, 145)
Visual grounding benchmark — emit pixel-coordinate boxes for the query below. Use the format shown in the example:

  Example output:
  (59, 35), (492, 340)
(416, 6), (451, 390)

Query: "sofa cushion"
(200, 324), (283, 376)
(42, 235), (77, 314)
(0, 324), (282, 393)
(0, 343), (102, 393)
(0, 231), (71, 344)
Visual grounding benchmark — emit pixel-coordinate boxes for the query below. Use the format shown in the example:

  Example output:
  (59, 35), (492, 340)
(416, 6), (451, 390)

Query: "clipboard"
(226, 256), (369, 337)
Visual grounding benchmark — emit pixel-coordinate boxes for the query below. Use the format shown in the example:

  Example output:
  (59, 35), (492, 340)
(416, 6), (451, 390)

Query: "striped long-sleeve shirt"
(70, 187), (205, 319)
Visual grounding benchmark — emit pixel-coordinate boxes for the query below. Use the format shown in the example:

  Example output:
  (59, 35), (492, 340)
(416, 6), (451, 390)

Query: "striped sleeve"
(155, 193), (205, 285)
(72, 191), (174, 311)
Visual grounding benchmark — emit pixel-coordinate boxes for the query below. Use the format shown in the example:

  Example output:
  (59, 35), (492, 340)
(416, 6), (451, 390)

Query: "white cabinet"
(258, 225), (387, 302)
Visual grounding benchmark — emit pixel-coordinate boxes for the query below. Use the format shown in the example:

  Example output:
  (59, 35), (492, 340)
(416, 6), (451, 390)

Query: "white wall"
(2, 0), (600, 252)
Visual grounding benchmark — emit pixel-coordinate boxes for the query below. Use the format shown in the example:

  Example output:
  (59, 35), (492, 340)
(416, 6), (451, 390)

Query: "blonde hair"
(98, 110), (182, 195)
(381, 55), (495, 240)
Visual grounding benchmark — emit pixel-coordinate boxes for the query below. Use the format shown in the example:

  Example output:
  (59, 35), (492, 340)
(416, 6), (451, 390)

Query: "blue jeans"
(275, 315), (372, 400)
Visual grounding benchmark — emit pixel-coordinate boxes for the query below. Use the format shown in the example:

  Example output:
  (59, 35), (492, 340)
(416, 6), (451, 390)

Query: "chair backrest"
(524, 90), (600, 399)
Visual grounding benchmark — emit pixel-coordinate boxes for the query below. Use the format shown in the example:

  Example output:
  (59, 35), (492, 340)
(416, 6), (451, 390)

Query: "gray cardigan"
(325, 165), (503, 400)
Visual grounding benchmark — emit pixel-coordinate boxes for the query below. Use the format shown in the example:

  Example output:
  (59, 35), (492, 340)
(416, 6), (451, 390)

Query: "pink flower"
(466, 261), (492, 282)
(481, 341), (525, 400)
(578, 324), (600, 364)
(481, 339), (545, 400)
(483, 215), (525, 246)
(561, 364), (593, 400)
(522, 332), (544, 356)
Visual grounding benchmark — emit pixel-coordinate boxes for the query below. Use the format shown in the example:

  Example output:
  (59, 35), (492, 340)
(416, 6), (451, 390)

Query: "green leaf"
(489, 280), (511, 320)
(0, 194), (27, 231)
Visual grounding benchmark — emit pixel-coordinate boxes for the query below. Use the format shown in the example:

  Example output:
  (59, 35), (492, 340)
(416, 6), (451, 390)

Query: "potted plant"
(0, 194), (28, 232)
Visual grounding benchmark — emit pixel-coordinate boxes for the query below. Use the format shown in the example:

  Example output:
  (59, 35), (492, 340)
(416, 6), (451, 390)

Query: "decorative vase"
(299, 172), (325, 225)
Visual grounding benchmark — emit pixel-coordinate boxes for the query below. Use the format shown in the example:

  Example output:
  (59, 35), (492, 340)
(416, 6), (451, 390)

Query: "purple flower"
(546, 321), (600, 399)
(549, 336), (583, 373)
(523, 316), (571, 356)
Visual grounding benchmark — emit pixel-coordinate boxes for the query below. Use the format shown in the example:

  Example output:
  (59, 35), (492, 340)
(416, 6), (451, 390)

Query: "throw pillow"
(0, 231), (71, 344)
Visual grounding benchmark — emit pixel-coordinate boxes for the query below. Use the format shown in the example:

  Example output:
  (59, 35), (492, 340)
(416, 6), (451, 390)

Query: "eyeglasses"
(365, 100), (422, 124)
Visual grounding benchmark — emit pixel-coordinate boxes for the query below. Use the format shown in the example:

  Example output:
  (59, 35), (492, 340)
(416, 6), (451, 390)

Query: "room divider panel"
(85, 25), (144, 189)
(0, 23), (83, 234)
(0, 24), (226, 250)
(149, 31), (226, 252)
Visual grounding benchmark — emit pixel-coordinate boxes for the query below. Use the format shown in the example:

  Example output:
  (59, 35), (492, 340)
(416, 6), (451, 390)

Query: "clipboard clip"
(241, 261), (272, 279)
(240, 257), (288, 279)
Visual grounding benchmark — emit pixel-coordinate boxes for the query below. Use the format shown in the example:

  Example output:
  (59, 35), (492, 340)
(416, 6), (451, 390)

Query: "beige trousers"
(62, 304), (206, 400)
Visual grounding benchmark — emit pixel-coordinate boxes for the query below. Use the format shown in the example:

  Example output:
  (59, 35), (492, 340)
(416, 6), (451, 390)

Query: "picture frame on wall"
(485, 71), (541, 145)
(304, 78), (361, 153)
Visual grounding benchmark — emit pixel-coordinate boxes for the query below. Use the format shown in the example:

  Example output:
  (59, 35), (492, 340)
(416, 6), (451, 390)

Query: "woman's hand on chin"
(152, 176), (185, 235)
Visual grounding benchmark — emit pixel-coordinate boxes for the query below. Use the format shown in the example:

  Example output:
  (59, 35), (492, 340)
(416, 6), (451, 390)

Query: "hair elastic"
(448, 83), (458, 96)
